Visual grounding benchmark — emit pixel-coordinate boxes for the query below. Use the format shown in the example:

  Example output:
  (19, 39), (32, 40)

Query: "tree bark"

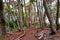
(28, 3), (32, 27)
(36, 1), (44, 29)
(56, 0), (59, 30)
(43, 0), (56, 35)
(0, 0), (6, 39)
(17, 0), (23, 31)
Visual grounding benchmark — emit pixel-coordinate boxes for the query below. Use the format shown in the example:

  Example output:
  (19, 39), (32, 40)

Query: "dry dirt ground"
(6, 27), (60, 40)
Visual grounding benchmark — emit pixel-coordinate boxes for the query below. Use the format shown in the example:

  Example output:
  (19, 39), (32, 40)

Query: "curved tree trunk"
(0, 0), (6, 39)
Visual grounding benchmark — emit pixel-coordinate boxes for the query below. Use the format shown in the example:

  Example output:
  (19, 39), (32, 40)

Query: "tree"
(36, 0), (44, 29)
(46, 0), (54, 4)
(56, 0), (59, 30)
(0, 0), (6, 40)
(17, 0), (23, 31)
(43, 0), (56, 35)
(29, 0), (37, 27)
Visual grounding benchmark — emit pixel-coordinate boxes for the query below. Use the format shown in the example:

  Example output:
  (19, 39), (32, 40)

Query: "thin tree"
(56, 0), (59, 30)
(0, 0), (6, 39)
(29, 0), (36, 27)
(36, 0), (44, 29)
(17, 0), (23, 31)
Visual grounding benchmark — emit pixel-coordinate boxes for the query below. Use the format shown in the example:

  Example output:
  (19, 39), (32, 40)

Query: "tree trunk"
(56, 0), (59, 30)
(43, 0), (56, 35)
(28, 3), (32, 27)
(17, 0), (23, 31)
(33, 3), (36, 27)
(0, 0), (6, 39)
(36, 1), (43, 29)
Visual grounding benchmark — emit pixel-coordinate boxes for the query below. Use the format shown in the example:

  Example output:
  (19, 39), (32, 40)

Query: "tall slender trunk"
(33, 3), (36, 27)
(43, 0), (56, 35)
(56, 0), (59, 30)
(36, 1), (43, 29)
(0, 0), (6, 39)
(17, 0), (23, 31)
(28, 3), (32, 27)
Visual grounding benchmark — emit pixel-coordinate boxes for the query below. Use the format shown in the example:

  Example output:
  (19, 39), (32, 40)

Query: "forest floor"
(6, 27), (60, 40)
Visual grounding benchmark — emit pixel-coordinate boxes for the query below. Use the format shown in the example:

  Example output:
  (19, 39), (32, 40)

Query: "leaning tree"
(43, 0), (57, 35)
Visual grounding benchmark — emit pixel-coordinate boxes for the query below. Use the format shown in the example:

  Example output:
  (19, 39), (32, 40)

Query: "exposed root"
(20, 30), (25, 38)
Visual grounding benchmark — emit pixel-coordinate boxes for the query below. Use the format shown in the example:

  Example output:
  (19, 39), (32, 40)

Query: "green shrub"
(34, 22), (40, 26)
